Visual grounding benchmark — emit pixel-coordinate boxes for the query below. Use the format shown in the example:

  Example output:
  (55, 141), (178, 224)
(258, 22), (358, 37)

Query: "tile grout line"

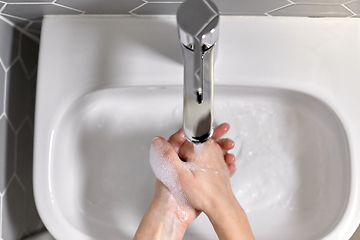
(15, 175), (26, 192)
(24, 20), (33, 30)
(19, 58), (32, 81)
(1, 53), (5, 119)
(16, 116), (30, 135)
(5, 2), (56, 5)
(266, 3), (294, 16)
(267, 0), (360, 16)
(2, 70), (7, 121)
(344, 0), (360, 4)
(0, 3), (6, 13)
(52, 2), (85, 14)
(285, 2), (353, 6)
(22, 116), (34, 133)
(0, 15), (39, 43)
(1, 13), (31, 22)
(26, 116), (34, 133)
(0, 57), (5, 74)
(2, 114), (16, 137)
(146, 1), (183, 3)
(0, 194), (2, 240)
(342, 3), (357, 16)
(1, 174), (15, 199)
(129, 0), (147, 14)
(12, 122), (18, 183)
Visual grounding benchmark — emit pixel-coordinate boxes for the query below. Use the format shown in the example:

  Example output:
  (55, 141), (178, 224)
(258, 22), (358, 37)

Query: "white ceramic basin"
(34, 16), (360, 240)
(51, 86), (349, 240)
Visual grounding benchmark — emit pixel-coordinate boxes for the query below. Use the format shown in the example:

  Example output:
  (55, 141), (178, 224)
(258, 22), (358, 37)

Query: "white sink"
(34, 16), (360, 240)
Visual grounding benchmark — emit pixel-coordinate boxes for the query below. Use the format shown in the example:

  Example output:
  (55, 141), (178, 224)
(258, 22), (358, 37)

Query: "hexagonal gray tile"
(0, 64), (4, 115)
(5, 61), (30, 131)
(2, 179), (26, 240)
(146, 0), (183, 1)
(133, 2), (182, 15)
(20, 33), (39, 77)
(3, 0), (52, 2)
(2, 3), (81, 21)
(16, 122), (33, 191)
(22, 181), (42, 235)
(346, 1), (360, 15)
(0, 18), (20, 69)
(56, 0), (143, 14)
(212, 0), (290, 15)
(293, 0), (351, 3)
(0, 117), (16, 193)
(1, 14), (31, 28)
(269, 4), (352, 17)
(26, 21), (42, 36)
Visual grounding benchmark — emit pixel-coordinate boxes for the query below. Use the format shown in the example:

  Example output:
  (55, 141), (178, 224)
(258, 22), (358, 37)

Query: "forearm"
(206, 196), (255, 240)
(133, 199), (186, 240)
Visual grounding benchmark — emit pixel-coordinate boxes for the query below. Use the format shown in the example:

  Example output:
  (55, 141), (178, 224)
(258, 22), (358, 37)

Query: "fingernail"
(152, 137), (163, 148)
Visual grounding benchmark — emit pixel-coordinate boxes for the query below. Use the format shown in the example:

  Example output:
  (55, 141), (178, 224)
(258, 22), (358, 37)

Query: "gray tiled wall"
(1, 0), (360, 239)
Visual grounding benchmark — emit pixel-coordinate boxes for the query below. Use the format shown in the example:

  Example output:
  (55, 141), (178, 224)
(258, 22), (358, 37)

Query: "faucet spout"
(177, 0), (219, 144)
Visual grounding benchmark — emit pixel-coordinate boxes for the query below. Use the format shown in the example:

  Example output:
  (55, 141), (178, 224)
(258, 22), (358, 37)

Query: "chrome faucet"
(177, 0), (219, 144)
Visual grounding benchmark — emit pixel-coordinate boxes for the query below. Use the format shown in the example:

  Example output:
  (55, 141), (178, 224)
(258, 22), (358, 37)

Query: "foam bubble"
(149, 139), (226, 210)
(149, 140), (190, 208)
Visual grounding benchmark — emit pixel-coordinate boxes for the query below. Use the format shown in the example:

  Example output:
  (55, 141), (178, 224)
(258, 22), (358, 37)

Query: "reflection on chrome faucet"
(177, 0), (219, 144)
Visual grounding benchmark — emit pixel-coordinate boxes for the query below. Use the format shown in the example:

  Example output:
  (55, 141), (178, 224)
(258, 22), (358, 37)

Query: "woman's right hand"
(170, 125), (255, 240)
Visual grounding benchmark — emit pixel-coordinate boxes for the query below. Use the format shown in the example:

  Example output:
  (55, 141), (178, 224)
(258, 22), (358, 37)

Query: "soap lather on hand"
(134, 123), (255, 240)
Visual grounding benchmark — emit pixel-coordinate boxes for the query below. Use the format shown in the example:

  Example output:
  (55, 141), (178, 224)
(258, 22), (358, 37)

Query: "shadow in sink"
(50, 86), (350, 240)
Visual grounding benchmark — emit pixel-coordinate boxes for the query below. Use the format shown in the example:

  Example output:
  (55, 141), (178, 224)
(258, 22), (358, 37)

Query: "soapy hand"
(171, 129), (255, 240)
(133, 123), (236, 240)
(153, 123), (236, 226)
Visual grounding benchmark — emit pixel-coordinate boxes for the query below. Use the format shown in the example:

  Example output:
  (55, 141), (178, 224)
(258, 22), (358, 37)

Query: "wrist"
(205, 193), (240, 222)
(206, 195), (255, 240)
(133, 197), (187, 240)
(152, 197), (189, 235)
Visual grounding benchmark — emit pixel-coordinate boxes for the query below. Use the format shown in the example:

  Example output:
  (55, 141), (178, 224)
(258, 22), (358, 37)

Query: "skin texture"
(133, 123), (255, 240)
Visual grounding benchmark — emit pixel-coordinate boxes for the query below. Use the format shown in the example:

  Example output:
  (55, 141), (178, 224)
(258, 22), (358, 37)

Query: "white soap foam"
(149, 139), (230, 214)
(149, 140), (191, 209)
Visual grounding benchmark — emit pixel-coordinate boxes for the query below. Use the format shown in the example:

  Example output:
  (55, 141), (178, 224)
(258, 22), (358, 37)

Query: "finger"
(168, 129), (187, 153)
(217, 138), (235, 151)
(212, 123), (230, 140)
(225, 153), (236, 164)
(151, 137), (187, 176)
(178, 140), (197, 162)
(228, 163), (236, 177)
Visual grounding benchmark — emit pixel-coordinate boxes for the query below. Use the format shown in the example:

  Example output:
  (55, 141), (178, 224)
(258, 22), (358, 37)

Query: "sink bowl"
(34, 16), (360, 240)
(50, 86), (349, 240)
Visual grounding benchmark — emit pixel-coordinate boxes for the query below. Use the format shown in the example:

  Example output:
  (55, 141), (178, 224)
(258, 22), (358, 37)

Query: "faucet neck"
(177, 0), (219, 143)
